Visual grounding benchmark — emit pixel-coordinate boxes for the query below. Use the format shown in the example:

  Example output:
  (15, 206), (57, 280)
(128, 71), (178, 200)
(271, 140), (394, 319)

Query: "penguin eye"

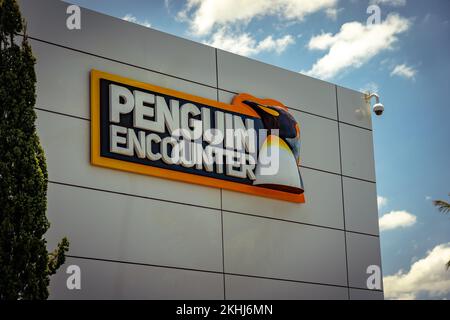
(259, 105), (279, 117)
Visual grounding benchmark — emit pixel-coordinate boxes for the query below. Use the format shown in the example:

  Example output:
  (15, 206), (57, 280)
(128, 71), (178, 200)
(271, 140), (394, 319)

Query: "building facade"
(19, 0), (383, 299)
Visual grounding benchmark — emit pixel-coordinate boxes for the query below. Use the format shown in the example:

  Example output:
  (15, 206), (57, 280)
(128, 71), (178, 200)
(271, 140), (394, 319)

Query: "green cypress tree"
(0, 0), (69, 299)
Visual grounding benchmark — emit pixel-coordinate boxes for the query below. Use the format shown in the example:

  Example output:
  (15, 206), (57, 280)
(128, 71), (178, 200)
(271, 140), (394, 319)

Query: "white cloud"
(360, 82), (379, 94)
(384, 243), (450, 300)
(377, 196), (388, 208)
(179, 0), (338, 36)
(425, 196), (432, 201)
(122, 14), (151, 28)
(390, 63), (417, 79)
(204, 27), (294, 56)
(303, 14), (410, 80)
(325, 7), (343, 21)
(379, 210), (416, 231)
(422, 13), (432, 24)
(370, 0), (407, 7)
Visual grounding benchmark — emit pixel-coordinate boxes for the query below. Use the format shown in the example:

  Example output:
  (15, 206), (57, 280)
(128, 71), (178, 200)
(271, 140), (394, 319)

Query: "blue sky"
(64, 0), (450, 299)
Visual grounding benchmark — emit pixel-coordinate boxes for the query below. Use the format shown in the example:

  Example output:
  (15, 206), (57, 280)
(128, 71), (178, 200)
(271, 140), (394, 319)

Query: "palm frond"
(433, 194), (450, 214)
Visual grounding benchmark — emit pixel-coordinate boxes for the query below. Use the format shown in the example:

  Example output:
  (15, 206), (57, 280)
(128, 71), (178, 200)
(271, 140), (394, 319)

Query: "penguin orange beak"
(243, 100), (280, 117)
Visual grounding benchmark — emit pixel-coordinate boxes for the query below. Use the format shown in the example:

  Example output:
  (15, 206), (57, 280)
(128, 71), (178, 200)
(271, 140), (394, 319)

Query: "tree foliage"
(432, 194), (450, 270)
(0, 0), (69, 299)
(433, 194), (450, 214)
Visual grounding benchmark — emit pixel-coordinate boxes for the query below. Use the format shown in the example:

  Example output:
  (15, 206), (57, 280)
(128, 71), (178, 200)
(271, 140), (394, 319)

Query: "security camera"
(373, 103), (384, 116)
(365, 93), (385, 117)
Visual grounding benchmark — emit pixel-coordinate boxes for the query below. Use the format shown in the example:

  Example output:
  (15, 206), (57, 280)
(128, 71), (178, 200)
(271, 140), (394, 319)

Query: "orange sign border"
(91, 69), (305, 203)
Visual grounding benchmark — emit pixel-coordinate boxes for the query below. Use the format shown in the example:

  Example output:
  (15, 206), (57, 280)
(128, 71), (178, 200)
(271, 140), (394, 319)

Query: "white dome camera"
(373, 103), (384, 116)
(365, 93), (384, 117)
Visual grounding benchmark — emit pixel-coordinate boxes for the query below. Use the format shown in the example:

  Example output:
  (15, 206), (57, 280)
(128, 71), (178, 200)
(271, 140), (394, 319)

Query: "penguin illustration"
(241, 99), (304, 195)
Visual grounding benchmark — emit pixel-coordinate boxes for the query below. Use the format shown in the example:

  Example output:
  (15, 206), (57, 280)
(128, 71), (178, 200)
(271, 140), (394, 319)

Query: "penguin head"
(242, 100), (301, 164)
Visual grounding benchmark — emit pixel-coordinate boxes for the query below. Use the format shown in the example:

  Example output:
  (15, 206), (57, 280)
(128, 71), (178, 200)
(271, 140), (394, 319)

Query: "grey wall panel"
(293, 111), (341, 174)
(223, 212), (348, 286)
(346, 233), (383, 290)
(343, 177), (379, 235)
(225, 275), (348, 300)
(46, 183), (223, 272)
(36, 110), (222, 209)
(218, 90), (341, 174)
(349, 288), (384, 300)
(222, 167), (344, 229)
(340, 123), (376, 182)
(18, 0), (217, 86)
(49, 258), (223, 299)
(337, 86), (372, 130)
(216, 50), (337, 119)
(31, 39), (218, 120)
